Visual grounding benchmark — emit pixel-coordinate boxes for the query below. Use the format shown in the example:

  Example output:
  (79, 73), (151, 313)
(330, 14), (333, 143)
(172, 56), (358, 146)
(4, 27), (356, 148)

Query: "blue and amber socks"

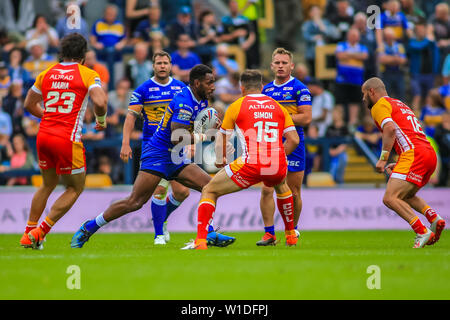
(264, 225), (275, 236)
(151, 196), (166, 238)
(165, 193), (181, 222)
(85, 212), (108, 234)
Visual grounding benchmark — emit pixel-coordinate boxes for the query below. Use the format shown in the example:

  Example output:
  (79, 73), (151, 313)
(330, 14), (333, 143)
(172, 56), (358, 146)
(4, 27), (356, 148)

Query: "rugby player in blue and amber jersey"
(257, 48), (312, 246)
(126, 51), (188, 245)
(71, 64), (236, 248)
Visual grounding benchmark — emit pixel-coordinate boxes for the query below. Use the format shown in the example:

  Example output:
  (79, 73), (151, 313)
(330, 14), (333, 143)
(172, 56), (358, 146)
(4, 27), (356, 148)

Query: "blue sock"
(85, 213), (107, 234)
(208, 224), (214, 233)
(165, 193), (181, 222)
(151, 196), (166, 237)
(264, 225), (275, 236)
(294, 225), (298, 230)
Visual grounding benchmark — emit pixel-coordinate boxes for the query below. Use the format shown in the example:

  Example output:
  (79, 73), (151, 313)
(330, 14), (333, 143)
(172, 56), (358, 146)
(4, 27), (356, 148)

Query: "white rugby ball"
(194, 107), (219, 133)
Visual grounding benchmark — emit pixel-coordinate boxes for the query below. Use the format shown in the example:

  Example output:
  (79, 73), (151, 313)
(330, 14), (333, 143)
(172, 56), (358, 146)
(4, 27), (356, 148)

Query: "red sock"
(410, 216), (427, 235)
(25, 221), (38, 234)
(276, 191), (294, 231)
(197, 199), (216, 240)
(421, 206), (438, 223)
(39, 216), (55, 235)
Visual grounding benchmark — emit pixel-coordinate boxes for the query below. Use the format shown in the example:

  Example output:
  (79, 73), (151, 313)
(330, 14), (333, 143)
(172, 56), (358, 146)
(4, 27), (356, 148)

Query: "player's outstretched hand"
(120, 144), (132, 163)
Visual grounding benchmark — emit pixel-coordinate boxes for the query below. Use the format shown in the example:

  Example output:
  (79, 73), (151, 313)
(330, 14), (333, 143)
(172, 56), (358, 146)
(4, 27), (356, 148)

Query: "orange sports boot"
(28, 227), (46, 250)
(195, 238), (208, 250)
(20, 232), (33, 248)
(285, 230), (298, 247)
(256, 232), (277, 246)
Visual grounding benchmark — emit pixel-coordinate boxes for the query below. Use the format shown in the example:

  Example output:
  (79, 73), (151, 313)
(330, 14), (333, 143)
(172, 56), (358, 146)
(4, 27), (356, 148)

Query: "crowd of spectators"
(0, 0), (448, 187)
(300, 0), (449, 186)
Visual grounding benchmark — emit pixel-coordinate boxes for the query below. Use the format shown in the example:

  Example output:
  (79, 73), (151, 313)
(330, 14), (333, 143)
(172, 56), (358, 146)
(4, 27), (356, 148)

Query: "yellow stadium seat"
(31, 175), (43, 187)
(85, 174), (112, 188)
(306, 172), (336, 188)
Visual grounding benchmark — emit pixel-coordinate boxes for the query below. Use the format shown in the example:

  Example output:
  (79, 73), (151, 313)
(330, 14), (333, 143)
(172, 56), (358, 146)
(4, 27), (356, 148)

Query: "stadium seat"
(85, 174), (113, 188)
(306, 172), (336, 187)
(31, 175), (43, 187)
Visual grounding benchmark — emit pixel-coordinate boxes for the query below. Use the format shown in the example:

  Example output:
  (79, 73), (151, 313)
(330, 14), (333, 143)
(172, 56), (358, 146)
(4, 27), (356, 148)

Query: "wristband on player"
(379, 150), (389, 161)
(95, 113), (106, 124)
(193, 133), (207, 144)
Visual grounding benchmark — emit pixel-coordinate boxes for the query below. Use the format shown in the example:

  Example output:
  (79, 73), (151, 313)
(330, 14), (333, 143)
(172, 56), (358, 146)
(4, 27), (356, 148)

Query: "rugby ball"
(194, 107), (219, 133)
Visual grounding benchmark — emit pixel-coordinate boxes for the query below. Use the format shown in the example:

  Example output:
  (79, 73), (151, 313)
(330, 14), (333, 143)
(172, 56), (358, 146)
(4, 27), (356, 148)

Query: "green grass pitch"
(1, 231), (449, 300)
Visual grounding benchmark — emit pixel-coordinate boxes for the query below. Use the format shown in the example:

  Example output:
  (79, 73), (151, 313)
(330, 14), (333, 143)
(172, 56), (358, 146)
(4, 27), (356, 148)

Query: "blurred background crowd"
(0, 0), (448, 187)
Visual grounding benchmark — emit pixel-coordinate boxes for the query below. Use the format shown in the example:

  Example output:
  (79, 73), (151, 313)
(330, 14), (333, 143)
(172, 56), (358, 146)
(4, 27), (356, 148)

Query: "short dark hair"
(59, 33), (87, 62)
(240, 69), (262, 90)
(199, 9), (214, 23)
(189, 64), (213, 86)
(152, 50), (171, 63)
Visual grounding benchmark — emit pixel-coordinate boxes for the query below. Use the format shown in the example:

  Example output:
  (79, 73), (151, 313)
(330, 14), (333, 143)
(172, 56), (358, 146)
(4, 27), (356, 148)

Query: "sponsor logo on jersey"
(283, 87), (293, 91)
(283, 92), (292, 100)
(53, 69), (74, 75)
(49, 73), (74, 81)
(300, 94), (311, 102)
(249, 103), (275, 110)
(149, 87), (160, 91)
(130, 93), (140, 104)
(288, 160), (301, 167)
(161, 91), (170, 95)
(265, 87), (274, 92)
(171, 86), (182, 90)
(177, 109), (192, 121)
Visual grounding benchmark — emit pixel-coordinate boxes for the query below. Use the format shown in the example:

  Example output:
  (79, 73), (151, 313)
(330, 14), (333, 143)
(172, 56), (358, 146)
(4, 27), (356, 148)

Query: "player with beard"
(362, 77), (445, 248)
(71, 64), (236, 248)
(119, 51), (188, 245)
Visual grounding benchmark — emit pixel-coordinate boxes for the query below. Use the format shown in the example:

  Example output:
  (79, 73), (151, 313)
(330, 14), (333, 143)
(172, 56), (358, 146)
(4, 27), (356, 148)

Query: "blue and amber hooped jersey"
(262, 76), (311, 136)
(129, 77), (185, 141)
(439, 84), (450, 110)
(149, 86), (208, 151)
(335, 41), (369, 86)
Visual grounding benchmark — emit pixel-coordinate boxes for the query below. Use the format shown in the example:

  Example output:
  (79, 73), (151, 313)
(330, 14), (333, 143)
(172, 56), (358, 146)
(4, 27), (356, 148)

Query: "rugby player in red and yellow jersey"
(20, 33), (108, 250)
(182, 70), (300, 250)
(362, 77), (445, 248)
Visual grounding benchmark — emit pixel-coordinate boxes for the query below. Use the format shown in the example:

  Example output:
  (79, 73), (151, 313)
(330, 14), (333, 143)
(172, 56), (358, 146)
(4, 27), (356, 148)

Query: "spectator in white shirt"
(308, 78), (334, 137)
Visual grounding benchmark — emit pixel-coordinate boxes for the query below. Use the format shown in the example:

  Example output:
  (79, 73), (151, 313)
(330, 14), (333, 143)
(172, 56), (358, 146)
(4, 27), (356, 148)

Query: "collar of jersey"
(188, 86), (201, 104)
(151, 76), (173, 87)
(247, 94), (265, 97)
(273, 76), (294, 87)
(59, 62), (78, 66)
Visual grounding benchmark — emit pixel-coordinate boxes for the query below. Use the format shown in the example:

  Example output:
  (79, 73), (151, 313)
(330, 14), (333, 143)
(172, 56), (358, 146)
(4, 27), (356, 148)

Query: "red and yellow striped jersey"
(371, 96), (431, 155)
(32, 62), (101, 142)
(220, 94), (295, 164)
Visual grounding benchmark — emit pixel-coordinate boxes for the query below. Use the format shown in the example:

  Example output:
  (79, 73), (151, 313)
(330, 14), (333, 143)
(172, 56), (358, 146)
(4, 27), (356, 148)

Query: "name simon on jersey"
(400, 108), (415, 116)
(248, 104), (275, 110)
(254, 112), (273, 119)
